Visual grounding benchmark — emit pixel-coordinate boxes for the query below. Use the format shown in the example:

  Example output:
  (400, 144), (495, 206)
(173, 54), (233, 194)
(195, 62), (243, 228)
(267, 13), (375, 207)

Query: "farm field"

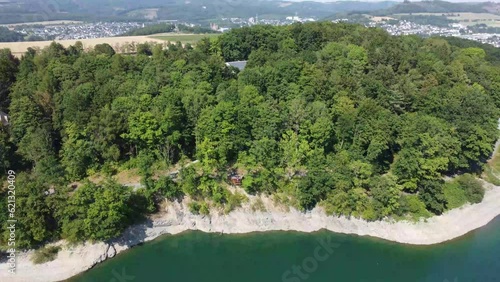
(0, 33), (217, 57)
(365, 15), (395, 22)
(0, 36), (166, 57)
(149, 33), (221, 44)
(395, 12), (500, 27)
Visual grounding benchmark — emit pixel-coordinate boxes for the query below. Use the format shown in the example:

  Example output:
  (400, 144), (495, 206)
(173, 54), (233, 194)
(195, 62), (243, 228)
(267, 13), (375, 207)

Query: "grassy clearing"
(446, 13), (500, 21)
(483, 166), (500, 185)
(149, 33), (221, 44)
(443, 181), (468, 210)
(369, 15), (396, 22)
(483, 145), (500, 185)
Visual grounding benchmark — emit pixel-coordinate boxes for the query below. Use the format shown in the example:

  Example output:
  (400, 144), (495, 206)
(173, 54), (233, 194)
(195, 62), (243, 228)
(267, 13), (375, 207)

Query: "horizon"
(283, 0), (498, 3)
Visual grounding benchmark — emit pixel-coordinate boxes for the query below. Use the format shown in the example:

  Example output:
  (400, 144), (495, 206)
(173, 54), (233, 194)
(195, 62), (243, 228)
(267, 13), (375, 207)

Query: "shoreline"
(2, 181), (500, 282)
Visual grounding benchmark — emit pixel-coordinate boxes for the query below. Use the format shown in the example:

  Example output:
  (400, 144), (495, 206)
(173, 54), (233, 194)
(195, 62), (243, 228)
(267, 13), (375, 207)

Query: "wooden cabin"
(228, 174), (242, 186)
(230, 175), (242, 186)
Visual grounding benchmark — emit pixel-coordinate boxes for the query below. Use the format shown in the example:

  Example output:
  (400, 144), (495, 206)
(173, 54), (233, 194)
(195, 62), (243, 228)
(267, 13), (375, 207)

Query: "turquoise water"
(70, 217), (500, 282)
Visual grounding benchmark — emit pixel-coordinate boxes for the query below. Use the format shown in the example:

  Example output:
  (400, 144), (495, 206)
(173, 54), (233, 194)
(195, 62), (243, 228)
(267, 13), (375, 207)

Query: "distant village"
(366, 20), (500, 48)
(7, 21), (195, 40)
(10, 22), (148, 40)
(4, 15), (500, 48)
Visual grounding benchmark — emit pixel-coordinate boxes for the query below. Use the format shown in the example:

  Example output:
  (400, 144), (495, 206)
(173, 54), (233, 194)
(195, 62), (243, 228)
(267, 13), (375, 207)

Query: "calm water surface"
(69, 216), (500, 282)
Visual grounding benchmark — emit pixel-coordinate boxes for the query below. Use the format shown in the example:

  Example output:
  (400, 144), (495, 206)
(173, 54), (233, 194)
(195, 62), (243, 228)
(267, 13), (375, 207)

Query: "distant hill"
(0, 0), (398, 24)
(372, 0), (497, 16)
(153, 0), (398, 22)
(483, 1), (500, 14)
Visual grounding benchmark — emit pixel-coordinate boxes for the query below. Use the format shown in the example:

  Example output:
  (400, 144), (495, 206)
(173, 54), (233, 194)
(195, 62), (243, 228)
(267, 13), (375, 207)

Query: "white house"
(0, 111), (9, 126)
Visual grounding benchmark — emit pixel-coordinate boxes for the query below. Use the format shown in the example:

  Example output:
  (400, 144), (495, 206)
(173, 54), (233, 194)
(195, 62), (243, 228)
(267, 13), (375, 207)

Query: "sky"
(284, 0), (499, 2)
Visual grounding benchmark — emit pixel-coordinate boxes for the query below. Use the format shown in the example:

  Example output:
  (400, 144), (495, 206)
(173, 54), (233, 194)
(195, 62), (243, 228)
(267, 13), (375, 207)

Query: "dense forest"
(396, 15), (458, 28)
(0, 22), (499, 250)
(0, 27), (48, 42)
(121, 23), (217, 36)
(467, 24), (500, 35)
(0, 27), (25, 42)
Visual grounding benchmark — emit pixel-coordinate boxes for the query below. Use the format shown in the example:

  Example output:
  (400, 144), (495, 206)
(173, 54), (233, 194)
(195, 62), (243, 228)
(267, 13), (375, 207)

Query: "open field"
(395, 12), (500, 27)
(365, 15), (395, 22)
(447, 12), (500, 27)
(149, 33), (221, 44)
(446, 13), (500, 20)
(0, 36), (166, 57)
(0, 34), (218, 57)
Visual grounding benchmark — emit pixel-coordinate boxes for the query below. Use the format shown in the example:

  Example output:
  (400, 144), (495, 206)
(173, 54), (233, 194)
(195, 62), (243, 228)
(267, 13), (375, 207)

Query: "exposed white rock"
(2, 182), (500, 282)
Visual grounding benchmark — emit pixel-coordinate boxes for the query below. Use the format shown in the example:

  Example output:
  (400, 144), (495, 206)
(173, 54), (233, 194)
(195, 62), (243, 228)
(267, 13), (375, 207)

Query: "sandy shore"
(1, 181), (500, 282)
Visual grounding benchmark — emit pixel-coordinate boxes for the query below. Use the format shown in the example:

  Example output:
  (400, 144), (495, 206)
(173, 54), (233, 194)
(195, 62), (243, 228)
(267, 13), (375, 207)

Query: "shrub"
(180, 166), (200, 197)
(224, 191), (247, 214)
(398, 195), (431, 220)
(155, 176), (183, 201)
(101, 162), (117, 176)
(456, 174), (485, 204)
(199, 202), (210, 215)
(31, 246), (61, 264)
(321, 191), (350, 216)
(188, 202), (201, 214)
(443, 182), (468, 210)
(361, 200), (379, 222)
(251, 198), (266, 212)
(418, 179), (446, 215)
(242, 174), (256, 194)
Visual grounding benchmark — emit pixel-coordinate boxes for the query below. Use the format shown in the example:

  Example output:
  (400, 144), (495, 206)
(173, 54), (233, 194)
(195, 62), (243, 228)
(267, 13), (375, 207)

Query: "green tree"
(0, 48), (19, 110)
(279, 130), (312, 179)
(94, 43), (116, 57)
(61, 122), (94, 180)
(418, 179), (447, 215)
(61, 181), (133, 242)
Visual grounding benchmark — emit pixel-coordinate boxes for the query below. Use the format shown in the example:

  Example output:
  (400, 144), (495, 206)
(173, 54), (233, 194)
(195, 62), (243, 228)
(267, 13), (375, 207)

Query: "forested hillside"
(0, 22), (499, 250)
(0, 0), (396, 24)
(375, 0), (489, 15)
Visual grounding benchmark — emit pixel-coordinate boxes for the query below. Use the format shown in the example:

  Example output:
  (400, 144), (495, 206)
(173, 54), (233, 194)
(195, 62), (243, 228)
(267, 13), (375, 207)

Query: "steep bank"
(1, 182), (499, 282)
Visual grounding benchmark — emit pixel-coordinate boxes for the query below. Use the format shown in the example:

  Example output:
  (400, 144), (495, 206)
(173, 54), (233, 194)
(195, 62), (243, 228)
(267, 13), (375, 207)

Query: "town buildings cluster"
(6, 15), (500, 48)
(212, 15), (316, 31)
(368, 20), (500, 48)
(13, 22), (150, 40)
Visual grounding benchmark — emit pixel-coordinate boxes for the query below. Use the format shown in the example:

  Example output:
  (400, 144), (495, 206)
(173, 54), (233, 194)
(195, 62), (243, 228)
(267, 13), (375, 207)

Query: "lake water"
(69, 216), (500, 282)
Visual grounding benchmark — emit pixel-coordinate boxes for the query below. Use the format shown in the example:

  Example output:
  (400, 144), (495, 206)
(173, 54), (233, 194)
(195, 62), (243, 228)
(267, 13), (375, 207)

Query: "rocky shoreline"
(1, 181), (500, 282)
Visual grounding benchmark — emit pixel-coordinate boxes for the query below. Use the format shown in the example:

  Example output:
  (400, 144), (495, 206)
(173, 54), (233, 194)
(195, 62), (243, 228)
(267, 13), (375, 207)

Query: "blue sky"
(284, 0), (498, 2)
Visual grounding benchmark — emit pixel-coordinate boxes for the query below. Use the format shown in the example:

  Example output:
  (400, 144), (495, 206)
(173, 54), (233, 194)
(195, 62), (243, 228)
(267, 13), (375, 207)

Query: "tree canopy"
(0, 22), (498, 249)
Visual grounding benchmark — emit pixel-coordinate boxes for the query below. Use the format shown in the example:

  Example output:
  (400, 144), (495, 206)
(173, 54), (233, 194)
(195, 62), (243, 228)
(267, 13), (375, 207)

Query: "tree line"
(0, 22), (499, 249)
(121, 23), (218, 37)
